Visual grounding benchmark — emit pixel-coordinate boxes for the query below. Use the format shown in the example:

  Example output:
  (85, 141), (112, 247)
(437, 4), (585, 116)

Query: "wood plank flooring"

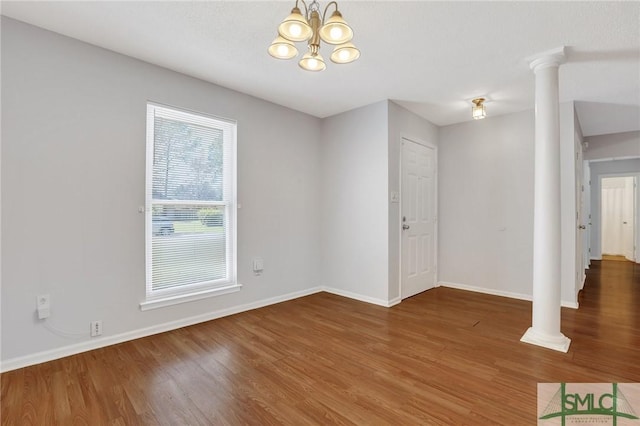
(2, 260), (639, 425)
(601, 254), (632, 262)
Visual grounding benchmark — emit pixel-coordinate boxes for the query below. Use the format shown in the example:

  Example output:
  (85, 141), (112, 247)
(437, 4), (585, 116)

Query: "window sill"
(140, 283), (242, 311)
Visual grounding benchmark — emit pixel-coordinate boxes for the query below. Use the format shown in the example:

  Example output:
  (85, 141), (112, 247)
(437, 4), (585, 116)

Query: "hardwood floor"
(601, 254), (632, 262)
(2, 260), (639, 425)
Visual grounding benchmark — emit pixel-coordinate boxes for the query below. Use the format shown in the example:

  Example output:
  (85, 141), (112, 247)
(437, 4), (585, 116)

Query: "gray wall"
(318, 100), (438, 305)
(439, 105), (584, 307)
(438, 110), (536, 299)
(4, 14), (598, 367)
(319, 101), (390, 304)
(1, 19), (441, 367)
(584, 131), (640, 161)
(559, 102), (583, 306)
(2, 18), (322, 365)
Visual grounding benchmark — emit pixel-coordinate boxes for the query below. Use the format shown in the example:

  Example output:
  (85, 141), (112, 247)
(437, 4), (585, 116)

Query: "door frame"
(597, 172), (640, 262)
(398, 135), (438, 299)
(574, 132), (586, 293)
(582, 160), (591, 272)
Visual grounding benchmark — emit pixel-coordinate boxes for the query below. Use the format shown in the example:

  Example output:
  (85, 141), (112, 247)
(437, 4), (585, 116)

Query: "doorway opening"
(600, 176), (636, 262)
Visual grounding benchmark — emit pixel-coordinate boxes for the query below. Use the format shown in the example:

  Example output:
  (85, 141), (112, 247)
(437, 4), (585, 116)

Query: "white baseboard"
(521, 327), (571, 353)
(438, 281), (579, 309)
(2, 280), (581, 372)
(439, 281), (532, 302)
(0, 286), (323, 373)
(321, 286), (398, 307)
(387, 296), (402, 307)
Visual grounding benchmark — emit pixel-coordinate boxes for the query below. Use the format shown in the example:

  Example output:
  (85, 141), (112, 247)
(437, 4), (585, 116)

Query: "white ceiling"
(2, 1), (639, 136)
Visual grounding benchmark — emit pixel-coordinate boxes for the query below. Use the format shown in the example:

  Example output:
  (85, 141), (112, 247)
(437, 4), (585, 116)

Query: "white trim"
(387, 296), (402, 307)
(596, 172), (640, 262)
(439, 281), (532, 302)
(147, 101), (236, 128)
(139, 283), (242, 311)
(562, 300), (579, 309)
(526, 46), (566, 70)
(321, 286), (397, 308)
(438, 281), (579, 309)
(1, 286), (322, 373)
(7, 280), (587, 372)
(520, 327), (571, 353)
(144, 102), (237, 303)
(588, 155), (640, 163)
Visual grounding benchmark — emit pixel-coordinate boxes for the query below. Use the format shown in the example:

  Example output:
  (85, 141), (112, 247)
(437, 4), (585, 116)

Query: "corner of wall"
(559, 102), (579, 305)
(386, 103), (439, 302)
(318, 101), (391, 303)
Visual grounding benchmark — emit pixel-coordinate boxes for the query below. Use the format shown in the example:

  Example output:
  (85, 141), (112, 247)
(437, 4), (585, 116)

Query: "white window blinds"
(145, 104), (236, 300)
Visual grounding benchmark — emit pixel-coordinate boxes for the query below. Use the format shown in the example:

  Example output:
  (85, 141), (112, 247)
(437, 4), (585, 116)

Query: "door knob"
(403, 224), (410, 230)
(578, 225), (586, 229)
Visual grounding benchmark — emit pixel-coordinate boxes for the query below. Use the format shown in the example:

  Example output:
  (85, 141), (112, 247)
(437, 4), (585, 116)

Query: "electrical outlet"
(252, 257), (264, 275)
(36, 294), (50, 319)
(90, 320), (102, 337)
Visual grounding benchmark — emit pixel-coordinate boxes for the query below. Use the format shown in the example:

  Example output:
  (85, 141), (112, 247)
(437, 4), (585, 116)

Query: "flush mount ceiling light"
(268, 0), (360, 71)
(471, 98), (487, 120)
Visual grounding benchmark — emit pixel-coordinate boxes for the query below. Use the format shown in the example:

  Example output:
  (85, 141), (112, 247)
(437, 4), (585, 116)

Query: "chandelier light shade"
(318, 10), (353, 45)
(268, 35), (299, 59)
(278, 7), (313, 42)
(330, 42), (360, 64)
(299, 52), (327, 71)
(269, 0), (359, 71)
(472, 98), (487, 120)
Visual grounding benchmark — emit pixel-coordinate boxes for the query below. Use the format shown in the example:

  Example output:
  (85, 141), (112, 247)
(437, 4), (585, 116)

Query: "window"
(142, 103), (238, 310)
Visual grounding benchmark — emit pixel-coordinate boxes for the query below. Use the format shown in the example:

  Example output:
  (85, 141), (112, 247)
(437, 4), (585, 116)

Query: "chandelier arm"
(321, 1), (339, 23)
(298, 0), (309, 18)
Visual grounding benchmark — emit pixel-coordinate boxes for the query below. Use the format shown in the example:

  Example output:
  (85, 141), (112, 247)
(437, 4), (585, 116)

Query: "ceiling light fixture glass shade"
(299, 52), (326, 71)
(319, 10), (353, 45)
(278, 7), (313, 42)
(330, 42), (360, 64)
(269, 0), (359, 71)
(472, 98), (487, 120)
(268, 36), (298, 59)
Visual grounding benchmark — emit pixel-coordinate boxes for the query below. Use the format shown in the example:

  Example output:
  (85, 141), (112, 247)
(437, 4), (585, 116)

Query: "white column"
(521, 47), (571, 353)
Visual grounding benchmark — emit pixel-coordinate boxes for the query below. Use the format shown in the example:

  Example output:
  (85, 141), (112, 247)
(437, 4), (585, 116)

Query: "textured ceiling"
(2, 1), (639, 136)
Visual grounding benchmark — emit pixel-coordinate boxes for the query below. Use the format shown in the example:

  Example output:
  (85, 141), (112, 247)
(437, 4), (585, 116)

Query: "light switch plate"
(253, 257), (264, 273)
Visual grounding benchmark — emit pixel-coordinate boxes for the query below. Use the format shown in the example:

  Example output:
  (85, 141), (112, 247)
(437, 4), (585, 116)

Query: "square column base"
(520, 327), (571, 353)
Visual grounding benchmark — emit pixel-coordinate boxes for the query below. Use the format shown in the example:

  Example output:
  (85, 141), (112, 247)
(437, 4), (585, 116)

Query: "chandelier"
(268, 0), (360, 71)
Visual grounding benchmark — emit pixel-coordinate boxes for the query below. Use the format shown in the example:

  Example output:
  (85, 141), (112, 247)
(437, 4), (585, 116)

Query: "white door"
(601, 176), (635, 258)
(401, 139), (436, 299)
(622, 177), (636, 261)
